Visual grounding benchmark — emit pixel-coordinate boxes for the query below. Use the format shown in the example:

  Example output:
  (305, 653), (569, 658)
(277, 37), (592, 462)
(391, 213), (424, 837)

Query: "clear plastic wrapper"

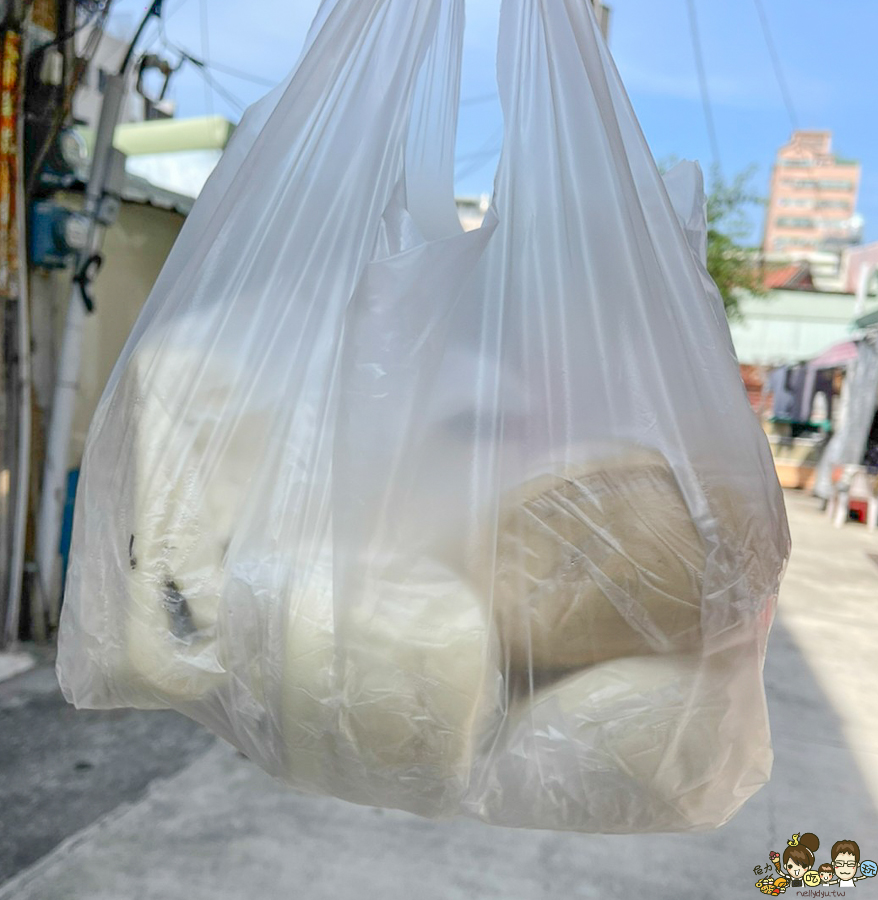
(57, 0), (789, 833)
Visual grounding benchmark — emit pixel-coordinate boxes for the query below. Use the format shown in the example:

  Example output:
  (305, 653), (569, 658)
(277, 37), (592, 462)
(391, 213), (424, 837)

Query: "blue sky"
(108, 0), (878, 244)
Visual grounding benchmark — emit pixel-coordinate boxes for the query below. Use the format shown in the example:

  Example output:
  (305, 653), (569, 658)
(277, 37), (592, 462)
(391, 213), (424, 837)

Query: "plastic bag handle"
(403, 0), (467, 241)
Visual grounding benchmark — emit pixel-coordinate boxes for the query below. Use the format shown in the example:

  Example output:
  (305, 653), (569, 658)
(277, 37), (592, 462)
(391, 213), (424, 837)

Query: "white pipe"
(855, 263), (875, 319)
(34, 72), (127, 624)
(33, 286), (85, 619)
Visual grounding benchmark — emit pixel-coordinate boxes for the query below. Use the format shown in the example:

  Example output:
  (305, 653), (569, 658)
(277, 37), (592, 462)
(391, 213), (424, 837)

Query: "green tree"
(660, 159), (766, 320)
(705, 166), (766, 321)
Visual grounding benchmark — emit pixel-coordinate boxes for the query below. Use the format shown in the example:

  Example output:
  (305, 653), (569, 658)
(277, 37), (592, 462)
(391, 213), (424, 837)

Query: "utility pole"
(33, 0), (163, 629)
(1, 0), (32, 646)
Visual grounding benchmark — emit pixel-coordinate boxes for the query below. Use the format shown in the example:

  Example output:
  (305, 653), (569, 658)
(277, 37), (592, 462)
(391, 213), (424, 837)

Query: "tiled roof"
(762, 263), (816, 291)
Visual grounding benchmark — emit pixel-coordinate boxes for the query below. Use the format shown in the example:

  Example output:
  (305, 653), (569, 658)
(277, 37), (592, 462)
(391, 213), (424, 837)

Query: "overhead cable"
(199, 0), (213, 116)
(159, 21), (248, 114)
(752, 0), (799, 131)
(684, 0), (722, 176)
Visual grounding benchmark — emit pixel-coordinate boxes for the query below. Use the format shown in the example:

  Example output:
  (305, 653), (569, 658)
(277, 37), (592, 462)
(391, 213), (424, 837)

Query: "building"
(728, 277), (878, 493)
(72, 24), (175, 129)
(25, 115), (235, 627)
(763, 130), (861, 261)
(839, 240), (878, 298)
(76, 114), (235, 199)
(456, 195), (490, 232)
(728, 287), (864, 490)
(590, 0), (611, 38)
(728, 288), (863, 370)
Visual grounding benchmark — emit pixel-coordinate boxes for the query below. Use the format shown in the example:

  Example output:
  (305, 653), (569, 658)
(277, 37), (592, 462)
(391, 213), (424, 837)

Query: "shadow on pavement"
(3, 492), (878, 900)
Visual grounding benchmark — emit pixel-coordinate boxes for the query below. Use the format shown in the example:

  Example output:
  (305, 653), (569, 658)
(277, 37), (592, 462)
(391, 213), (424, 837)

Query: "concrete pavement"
(0, 651), (33, 683)
(0, 659), (214, 881)
(3, 489), (878, 899)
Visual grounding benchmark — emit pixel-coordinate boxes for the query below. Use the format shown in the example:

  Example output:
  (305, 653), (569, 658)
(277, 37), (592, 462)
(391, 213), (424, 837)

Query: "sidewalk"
(0, 650), (34, 683)
(3, 490), (878, 900)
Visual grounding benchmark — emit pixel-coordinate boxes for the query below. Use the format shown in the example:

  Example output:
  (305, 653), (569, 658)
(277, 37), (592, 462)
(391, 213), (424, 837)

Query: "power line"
(456, 151), (501, 181)
(33, 5), (103, 54)
(684, 0), (722, 176)
(166, 0), (196, 21)
(159, 21), (248, 114)
(195, 58), (275, 87)
(752, 0), (799, 132)
(197, 65), (246, 114)
(457, 126), (503, 160)
(25, 0), (116, 196)
(199, 0), (213, 116)
(455, 126), (503, 181)
(460, 92), (497, 107)
(156, 19), (276, 87)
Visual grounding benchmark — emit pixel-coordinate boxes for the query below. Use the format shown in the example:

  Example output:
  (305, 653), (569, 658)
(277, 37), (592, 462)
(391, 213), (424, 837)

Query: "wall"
(728, 289), (864, 366)
(764, 130), (861, 257)
(61, 200), (185, 468)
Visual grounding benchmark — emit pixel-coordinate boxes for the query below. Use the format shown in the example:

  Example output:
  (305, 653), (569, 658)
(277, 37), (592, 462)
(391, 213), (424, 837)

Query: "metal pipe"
(34, 71), (125, 624)
(119, 1), (162, 75)
(34, 2), (162, 625)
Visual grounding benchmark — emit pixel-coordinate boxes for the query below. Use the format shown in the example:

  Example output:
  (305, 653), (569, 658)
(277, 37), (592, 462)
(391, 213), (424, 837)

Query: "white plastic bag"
(57, 0), (789, 833)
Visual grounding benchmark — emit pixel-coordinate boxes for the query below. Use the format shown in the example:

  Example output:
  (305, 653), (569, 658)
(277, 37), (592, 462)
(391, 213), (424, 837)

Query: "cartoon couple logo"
(753, 833), (878, 894)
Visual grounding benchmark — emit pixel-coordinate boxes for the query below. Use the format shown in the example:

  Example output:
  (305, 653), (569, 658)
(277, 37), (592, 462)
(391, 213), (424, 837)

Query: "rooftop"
(762, 262), (815, 292)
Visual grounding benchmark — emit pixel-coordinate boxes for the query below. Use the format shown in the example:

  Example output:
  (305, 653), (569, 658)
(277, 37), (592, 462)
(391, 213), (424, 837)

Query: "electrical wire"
(166, 0), (196, 21)
(25, 1), (115, 196)
(197, 59), (275, 87)
(751, 0), (799, 132)
(199, 0), (213, 117)
(157, 15), (275, 87)
(683, 0), (722, 176)
(196, 65), (245, 114)
(453, 97), (502, 181)
(157, 35), (274, 85)
(137, 0), (192, 50)
(460, 92), (497, 107)
(455, 125), (503, 181)
(31, 6), (102, 55)
(456, 151), (501, 181)
(457, 125), (503, 160)
(159, 22), (247, 114)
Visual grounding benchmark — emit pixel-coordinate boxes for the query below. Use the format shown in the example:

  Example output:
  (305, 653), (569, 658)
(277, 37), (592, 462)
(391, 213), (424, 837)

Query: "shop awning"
(76, 115), (235, 157)
(810, 340), (859, 369)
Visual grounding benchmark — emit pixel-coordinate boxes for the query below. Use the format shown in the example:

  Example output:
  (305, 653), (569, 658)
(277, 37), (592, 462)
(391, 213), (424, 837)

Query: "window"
(98, 67), (108, 93)
(773, 236), (816, 249)
(778, 158), (812, 167)
(779, 178), (854, 191)
(776, 217), (815, 229)
(816, 199), (851, 210)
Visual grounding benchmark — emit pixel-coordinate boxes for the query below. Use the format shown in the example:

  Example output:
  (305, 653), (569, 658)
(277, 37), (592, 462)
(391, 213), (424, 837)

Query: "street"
(2, 488), (878, 899)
